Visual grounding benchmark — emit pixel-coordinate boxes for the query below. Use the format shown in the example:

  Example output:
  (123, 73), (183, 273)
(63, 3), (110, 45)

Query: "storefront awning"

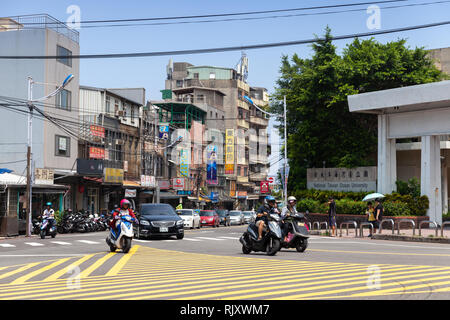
(123, 180), (141, 187)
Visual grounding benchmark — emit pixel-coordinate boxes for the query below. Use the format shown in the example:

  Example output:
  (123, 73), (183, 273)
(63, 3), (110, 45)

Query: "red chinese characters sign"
(260, 181), (270, 194)
(90, 125), (105, 138)
(89, 147), (105, 159)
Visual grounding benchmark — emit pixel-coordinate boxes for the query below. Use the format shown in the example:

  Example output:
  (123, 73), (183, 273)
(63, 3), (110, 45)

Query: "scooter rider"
(281, 196), (298, 241)
(42, 202), (56, 229)
(110, 199), (137, 235)
(255, 195), (277, 241)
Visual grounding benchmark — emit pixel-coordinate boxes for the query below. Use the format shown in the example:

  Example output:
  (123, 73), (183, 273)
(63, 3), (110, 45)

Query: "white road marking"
(25, 242), (44, 247)
(0, 244), (15, 248)
(76, 240), (100, 244)
(50, 241), (72, 245)
(218, 237), (240, 240)
(195, 237), (225, 241)
(183, 238), (202, 242)
(133, 239), (151, 243)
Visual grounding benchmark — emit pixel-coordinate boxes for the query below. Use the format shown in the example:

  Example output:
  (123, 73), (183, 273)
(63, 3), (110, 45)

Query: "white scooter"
(106, 214), (135, 253)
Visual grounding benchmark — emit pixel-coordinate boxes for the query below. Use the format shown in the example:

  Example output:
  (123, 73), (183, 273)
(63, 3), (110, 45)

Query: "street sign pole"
(283, 95), (288, 205)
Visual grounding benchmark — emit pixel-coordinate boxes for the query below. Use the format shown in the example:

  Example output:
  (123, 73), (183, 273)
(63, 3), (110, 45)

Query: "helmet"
(265, 195), (276, 203)
(120, 199), (131, 208)
(288, 196), (297, 203)
(46, 202), (52, 206)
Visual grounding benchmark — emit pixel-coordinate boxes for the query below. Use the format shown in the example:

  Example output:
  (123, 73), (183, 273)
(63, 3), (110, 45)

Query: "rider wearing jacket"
(110, 199), (137, 233)
(281, 196), (298, 241)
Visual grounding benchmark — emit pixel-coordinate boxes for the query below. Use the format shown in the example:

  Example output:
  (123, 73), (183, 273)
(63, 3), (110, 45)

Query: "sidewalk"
(310, 227), (450, 243)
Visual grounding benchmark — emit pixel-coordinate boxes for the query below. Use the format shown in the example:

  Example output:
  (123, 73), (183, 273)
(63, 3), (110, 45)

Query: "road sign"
(260, 181), (269, 193)
(268, 177), (275, 184)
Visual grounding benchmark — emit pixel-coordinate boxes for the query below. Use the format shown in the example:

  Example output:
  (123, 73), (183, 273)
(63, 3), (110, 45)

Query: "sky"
(3, 0), (450, 177)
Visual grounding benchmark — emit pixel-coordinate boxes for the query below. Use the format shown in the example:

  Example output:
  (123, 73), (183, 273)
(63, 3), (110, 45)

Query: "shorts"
(329, 215), (336, 227)
(370, 221), (379, 228)
(255, 220), (265, 227)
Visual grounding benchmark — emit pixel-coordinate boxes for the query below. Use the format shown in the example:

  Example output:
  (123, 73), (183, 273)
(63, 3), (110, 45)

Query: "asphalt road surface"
(1, 224), (450, 300)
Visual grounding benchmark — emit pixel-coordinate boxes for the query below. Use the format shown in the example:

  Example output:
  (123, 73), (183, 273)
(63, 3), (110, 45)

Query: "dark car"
(134, 204), (184, 239)
(199, 210), (220, 227)
(216, 209), (231, 226)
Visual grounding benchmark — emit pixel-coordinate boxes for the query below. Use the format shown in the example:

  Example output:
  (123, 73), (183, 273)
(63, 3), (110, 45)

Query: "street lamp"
(243, 95), (288, 205)
(25, 74), (74, 237)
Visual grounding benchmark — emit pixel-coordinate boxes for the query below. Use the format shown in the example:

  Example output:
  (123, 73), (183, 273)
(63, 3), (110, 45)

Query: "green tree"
(272, 27), (447, 191)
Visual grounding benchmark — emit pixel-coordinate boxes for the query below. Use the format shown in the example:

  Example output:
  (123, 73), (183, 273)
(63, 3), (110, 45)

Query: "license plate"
(298, 222), (305, 226)
(202, 221), (206, 223)
(160, 227), (168, 232)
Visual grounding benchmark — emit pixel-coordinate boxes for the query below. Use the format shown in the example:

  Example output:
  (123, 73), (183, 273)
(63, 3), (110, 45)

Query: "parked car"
(229, 210), (244, 225)
(199, 210), (220, 228)
(134, 204), (184, 239)
(216, 209), (231, 226)
(242, 211), (254, 224)
(176, 209), (201, 229)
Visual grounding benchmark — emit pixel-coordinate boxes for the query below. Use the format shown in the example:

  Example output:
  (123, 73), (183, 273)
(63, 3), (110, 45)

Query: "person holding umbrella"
(362, 193), (385, 235)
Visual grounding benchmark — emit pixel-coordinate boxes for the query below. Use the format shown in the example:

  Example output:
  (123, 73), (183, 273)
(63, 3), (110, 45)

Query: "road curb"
(371, 234), (450, 244)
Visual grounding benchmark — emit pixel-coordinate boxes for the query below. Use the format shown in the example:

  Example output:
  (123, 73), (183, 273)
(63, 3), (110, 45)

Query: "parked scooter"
(279, 212), (309, 252)
(106, 214), (135, 253)
(40, 218), (57, 239)
(239, 213), (282, 256)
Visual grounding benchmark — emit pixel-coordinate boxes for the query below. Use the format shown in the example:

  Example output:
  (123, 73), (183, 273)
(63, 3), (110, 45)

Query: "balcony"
(237, 99), (249, 111)
(237, 119), (249, 129)
(237, 80), (249, 93)
(249, 173), (267, 182)
(249, 116), (268, 127)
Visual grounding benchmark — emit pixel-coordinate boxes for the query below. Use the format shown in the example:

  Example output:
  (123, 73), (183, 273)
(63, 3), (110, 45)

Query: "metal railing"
(379, 219), (395, 235)
(397, 219), (416, 236)
(320, 222), (329, 234)
(312, 221), (320, 231)
(418, 221), (439, 237)
(339, 221), (358, 237)
(360, 222), (374, 237)
(441, 221), (450, 238)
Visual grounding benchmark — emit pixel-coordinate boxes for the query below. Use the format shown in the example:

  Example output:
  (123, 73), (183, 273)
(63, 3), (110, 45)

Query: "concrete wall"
(429, 47), (450, 75)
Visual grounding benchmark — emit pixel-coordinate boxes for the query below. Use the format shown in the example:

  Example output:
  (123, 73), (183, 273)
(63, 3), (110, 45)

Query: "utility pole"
(153, 106), (160, 203)
(26, 76), (33, 237)
(283, 95), (288, 205)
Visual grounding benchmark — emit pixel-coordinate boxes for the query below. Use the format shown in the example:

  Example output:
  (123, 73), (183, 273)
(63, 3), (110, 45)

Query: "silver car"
(242, 211), (254, 224)
(229, 210), (244, 225)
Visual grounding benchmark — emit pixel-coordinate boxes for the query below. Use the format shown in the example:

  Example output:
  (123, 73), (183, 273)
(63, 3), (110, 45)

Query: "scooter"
(106, 214), (135, 253)
(239, 213), (282, 256)
(279, 213), (309, 252)
(40, 218), (57, 239)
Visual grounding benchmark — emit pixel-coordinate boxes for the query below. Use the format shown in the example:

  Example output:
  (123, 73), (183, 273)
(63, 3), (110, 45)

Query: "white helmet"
(288, 196), (297, 202)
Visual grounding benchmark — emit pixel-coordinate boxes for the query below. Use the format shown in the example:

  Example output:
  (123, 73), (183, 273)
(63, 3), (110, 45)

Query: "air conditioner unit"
(115, 139), (124, 145)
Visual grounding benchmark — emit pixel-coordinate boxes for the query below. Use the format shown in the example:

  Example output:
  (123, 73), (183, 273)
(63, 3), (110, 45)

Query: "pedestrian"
(328, 196), (337, 237)
(366, 201), (376, 236)
(373, 198), (384, 234)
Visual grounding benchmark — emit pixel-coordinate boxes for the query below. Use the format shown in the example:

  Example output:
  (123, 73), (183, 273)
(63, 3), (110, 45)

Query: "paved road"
(1, 225), (450, 300)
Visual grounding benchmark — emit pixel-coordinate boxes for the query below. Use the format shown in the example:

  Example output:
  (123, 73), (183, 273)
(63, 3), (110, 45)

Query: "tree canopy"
(272, 27), (448, 191)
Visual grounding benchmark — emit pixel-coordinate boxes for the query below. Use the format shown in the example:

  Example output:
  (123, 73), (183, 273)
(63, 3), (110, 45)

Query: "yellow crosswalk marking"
(308, 248), (450, 257)
(0, 262), (41, 280)
(43, 253), (98, 281)
(10, 258), (71, 284)
(79, 252), (117, 278)
(105, 245), (139, 277)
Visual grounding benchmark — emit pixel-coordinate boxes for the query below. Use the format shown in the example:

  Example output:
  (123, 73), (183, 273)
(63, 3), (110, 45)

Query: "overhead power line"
(1, 19), (450, 60)
(13, 0), (408, 25)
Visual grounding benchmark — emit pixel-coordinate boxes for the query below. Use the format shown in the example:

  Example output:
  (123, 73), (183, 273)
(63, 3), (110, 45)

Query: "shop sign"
(125, 189), (136, 198)
(172, 178), (185, 190)
(89, 147), (105, 159)
(159, 123), (169, 140)
(225, 129), (234, 174)
(260, 181), (269, 193)
(77, 159), (104, 176)
(141, 175), (156, 188)
(34, 168), (54, 184)
(90, 125), (105, 138)
(177, 190), (191, 195)
(104, 168), (124, 184)
(158, 180), (170, 190)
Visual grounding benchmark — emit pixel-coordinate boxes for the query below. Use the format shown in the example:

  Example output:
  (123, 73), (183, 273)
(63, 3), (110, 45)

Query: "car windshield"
(216, 210), (228, 216)
(243, 211), (253, 216)
(140, 204), (177, 216)
(176, 210), (193, 216)
(200, 211), (215, 216)
(229, 211), (241, 216)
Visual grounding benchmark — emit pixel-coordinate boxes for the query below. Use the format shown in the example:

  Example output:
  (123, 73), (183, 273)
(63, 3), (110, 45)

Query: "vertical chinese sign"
(225, 129), (234, 175)
(180, 148), (189, 178)
(206, 145), (218, 185)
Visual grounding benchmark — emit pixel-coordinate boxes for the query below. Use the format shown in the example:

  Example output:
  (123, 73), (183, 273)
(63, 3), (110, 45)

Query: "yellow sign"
(104, 168), (124, 184)
(225, 129), (234, 174)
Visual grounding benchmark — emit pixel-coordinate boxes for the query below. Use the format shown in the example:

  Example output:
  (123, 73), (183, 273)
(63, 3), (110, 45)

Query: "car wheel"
(177, 234), (184, 240)
(134, 226), (140, 239)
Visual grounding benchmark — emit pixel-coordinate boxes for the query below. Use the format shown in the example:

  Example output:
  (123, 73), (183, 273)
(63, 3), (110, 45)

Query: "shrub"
(297, 199), (327, 214)
(383, 201), (411, 216)
(335, 199), (367, 215)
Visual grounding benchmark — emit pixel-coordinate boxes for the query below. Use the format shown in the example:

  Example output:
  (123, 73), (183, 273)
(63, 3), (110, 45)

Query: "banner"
(206, 145), (218, 185)
(125, 189), (136, 198)
(90, 125), (105, 138)
(104, 168), (124, 184)
(173, 178), (185, 190)
(260, 181), (269, 194)
(180, 148), (189, 178)
(225, 129), (234, 174)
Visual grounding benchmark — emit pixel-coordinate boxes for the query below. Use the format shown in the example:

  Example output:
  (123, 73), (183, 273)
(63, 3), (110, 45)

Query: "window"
(194, 73), (199, 79)
(56, 89), (71, 110)
(57, 45), (72, 67)
(55, 135), (70, 157)
(131, 107), (135, 123)
(106, 96), (111, 113)
(209, 72), (216, 79)
(176, 80), (183, 88)
(215, 112), (218, 118)
(197, 95), (205, 103)
(244, 167), (248, 176)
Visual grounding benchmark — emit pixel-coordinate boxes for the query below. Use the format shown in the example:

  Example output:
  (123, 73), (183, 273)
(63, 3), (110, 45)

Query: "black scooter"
(239, 213), (282, 256)
(280, 213), (309, 252)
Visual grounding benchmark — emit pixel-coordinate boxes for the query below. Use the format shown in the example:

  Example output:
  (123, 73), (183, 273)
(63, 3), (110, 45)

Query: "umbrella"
(362, 193), (385, 202)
